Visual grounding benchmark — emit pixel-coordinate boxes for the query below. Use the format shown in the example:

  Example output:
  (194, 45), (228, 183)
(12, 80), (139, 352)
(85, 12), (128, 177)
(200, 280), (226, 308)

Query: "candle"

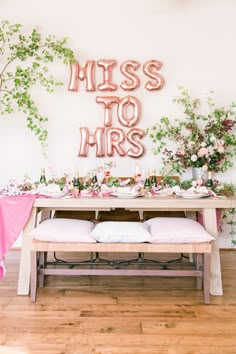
(135, 164), (141, 177)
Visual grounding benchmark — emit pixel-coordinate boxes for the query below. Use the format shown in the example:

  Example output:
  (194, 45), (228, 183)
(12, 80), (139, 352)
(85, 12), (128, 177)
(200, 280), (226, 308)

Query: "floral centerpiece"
(148, 86), (236, 175)
(85, 161), (116, 180)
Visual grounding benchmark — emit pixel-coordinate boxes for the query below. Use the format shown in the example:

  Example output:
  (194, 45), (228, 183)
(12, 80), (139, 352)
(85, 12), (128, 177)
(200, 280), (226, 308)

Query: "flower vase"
(192, 167), (208, 183)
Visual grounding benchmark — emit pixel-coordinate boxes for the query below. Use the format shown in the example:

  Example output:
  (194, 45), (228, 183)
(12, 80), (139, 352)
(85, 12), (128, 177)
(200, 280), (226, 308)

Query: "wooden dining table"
(17, 195), (236, 296)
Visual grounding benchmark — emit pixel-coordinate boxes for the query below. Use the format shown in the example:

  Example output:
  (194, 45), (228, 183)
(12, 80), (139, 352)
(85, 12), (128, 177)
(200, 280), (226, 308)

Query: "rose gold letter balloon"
(96, 96), (119, 127)
(120, 60), (141, 91)
(126, 128), (146, 158)
(68, 62), (80, 92)
(78, 127), (105, 157)
(118, 96), (141, 127)
(106, 128), (126, 156)
(68, 61), (96, 92)
(97, 59), (117, 91)
(143, 60), (164, 91)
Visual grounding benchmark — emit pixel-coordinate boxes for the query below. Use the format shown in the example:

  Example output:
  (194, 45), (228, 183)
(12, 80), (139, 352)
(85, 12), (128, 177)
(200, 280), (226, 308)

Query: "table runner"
(0, 195), (36, 281)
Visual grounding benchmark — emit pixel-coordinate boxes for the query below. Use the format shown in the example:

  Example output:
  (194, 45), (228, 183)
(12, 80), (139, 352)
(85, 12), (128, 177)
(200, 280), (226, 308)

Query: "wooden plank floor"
(0, 250), (236, 353)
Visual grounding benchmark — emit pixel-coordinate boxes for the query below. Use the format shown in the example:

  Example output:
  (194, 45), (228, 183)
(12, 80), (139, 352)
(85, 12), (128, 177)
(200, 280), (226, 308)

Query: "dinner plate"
(178, 193), (209, 199)
(112, 193), (142, 199)
(153, 194), (171, 198)
(153, 191), (173, 197)
(38, 191), (68, 198)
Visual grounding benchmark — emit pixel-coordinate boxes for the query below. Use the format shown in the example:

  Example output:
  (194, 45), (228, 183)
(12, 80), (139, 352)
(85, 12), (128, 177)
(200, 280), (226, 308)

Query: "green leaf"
(0, 20), (76, 153)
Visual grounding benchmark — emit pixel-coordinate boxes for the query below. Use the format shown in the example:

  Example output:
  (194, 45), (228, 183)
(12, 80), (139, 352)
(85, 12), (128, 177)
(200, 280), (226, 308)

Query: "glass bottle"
(92, 175), (98, 184)
(73, 171), (80, 190)
(206, 171), (213, 188)
(150, 169), (157, 187)
(144, 171), (151, 189)
(40, 168), (46, 184)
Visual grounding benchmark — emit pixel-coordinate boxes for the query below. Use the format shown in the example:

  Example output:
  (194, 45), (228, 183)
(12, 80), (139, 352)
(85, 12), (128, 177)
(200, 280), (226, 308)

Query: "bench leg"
(203, 253), (211, 304)
(188, 253), (194, 263)
(38, 252), (46, 288)
(90, 252), (94, 269)
(30, 251), (37, 302)
(196, 254), (203, 290)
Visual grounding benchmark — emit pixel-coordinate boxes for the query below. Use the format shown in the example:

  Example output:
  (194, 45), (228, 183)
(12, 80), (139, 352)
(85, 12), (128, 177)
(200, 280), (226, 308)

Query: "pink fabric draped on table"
(0, 195), (37, 281)
(197, 210), (222, 231)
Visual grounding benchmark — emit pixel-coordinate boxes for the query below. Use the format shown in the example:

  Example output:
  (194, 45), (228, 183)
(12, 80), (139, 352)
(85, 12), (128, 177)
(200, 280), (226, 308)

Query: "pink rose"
(218, 146), (225, 153)
(198, 147), (208, 157)
(177, 148), (185, 156)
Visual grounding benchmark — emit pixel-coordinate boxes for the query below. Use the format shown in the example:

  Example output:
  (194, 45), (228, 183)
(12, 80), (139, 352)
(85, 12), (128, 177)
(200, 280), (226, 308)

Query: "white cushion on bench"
(90, 221), (151, 243)
(29, 218), (96, 243)
(144, 217), (215, 243)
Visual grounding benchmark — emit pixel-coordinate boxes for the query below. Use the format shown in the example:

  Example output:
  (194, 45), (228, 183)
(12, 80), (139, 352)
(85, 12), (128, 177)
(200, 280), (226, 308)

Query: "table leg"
(202, 208), (223, 296)
(17, 207), (37, 295)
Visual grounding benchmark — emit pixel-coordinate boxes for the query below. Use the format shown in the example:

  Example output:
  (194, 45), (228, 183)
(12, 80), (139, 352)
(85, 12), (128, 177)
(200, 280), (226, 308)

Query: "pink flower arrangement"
(148, 86), (236, 174)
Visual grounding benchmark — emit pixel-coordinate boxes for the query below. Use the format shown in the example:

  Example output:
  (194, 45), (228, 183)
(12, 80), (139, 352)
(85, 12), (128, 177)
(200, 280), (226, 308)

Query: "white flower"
(201, 142), (207, 147)
(210, 135), (216, 142)
(191, 154), (198, 162)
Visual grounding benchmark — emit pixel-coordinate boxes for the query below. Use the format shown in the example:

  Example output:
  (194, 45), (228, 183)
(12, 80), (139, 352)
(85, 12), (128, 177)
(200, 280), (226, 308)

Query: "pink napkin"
(0, 195), (36, 281)
(0, 258), (6, 280)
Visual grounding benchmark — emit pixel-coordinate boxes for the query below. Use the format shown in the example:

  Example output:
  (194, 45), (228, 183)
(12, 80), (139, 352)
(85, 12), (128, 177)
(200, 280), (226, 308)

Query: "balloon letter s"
(120, 60), (141, 91)
(143, 60), (164, 91)
(126, 128), (146, 158)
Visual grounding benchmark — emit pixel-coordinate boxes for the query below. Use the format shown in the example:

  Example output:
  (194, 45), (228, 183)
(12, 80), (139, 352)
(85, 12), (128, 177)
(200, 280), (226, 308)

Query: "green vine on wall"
(222, 208), (236, 247)
(0, 20), (76, 151)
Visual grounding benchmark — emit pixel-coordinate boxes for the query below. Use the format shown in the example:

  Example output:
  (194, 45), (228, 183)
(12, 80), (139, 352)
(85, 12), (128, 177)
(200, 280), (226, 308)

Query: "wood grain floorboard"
(0, 250), (236, 354)
(0, 344), (66, 354)
(0, 336), (6, 346)
(66, 345), (236, 354)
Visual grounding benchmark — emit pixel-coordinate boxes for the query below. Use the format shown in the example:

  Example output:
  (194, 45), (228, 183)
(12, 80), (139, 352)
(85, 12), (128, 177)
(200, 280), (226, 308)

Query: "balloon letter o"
(118, 96), (141, 127)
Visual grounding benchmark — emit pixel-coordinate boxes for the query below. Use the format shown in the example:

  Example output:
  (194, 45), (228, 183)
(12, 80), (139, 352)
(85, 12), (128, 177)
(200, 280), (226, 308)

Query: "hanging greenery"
(222, 208), (236, 247)
(0, 20), (76, 151)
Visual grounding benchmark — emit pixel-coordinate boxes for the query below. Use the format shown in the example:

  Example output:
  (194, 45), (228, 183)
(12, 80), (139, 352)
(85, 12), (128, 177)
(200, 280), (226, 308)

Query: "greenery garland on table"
(0, 20), (76, 152)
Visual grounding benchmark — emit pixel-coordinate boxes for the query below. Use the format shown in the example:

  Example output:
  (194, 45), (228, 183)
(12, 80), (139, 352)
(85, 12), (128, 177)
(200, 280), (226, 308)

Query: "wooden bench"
(30, 240), (212, 304)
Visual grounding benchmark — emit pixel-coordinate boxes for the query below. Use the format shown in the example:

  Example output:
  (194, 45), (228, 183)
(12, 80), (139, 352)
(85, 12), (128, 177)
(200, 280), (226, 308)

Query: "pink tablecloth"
(0, 195), (36, 281)
(197, 209), (222, 231)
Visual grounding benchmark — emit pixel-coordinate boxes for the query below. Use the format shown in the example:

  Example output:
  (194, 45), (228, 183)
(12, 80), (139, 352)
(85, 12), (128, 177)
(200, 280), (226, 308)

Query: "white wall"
(1, 0), (236, 247)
